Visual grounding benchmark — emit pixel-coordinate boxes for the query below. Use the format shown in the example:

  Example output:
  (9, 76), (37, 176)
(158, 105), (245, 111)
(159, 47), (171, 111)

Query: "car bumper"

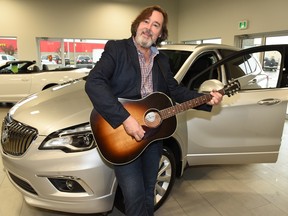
(1, 141), (116, 214)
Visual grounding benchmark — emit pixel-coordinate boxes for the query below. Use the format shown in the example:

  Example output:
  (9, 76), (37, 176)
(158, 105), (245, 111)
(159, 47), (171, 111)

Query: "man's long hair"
(131, 5), (168, 46)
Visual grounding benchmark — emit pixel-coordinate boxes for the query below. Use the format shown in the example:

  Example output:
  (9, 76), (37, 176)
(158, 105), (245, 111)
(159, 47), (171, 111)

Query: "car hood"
(9, 79), (93, 136)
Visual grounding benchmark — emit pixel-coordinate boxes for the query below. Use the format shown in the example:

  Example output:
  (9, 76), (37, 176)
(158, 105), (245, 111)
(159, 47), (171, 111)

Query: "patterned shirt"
(134, 39), (159, 98)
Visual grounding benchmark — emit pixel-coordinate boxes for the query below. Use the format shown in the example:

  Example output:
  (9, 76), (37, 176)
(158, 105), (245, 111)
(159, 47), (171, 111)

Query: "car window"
(0, 63), (18, 74)
(183, 47), (284, 91)
(224, 50), (281, 89)
(181, 53), (219, 90)
(1, 55), (8, 60)
(224, 54), (262, 79)
(0, 62), (34, 74)
(160, 50), (191, 76)
(8, 55), (15, 60)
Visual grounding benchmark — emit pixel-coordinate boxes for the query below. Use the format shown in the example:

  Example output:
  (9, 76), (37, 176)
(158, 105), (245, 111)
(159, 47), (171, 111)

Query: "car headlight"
(39, 124), (95, 152)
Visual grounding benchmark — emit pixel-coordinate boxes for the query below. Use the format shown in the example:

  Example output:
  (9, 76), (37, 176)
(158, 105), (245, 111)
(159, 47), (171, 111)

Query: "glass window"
(183, 38), (221, 45)
(224, 50), (281, 89)
(159, 50), (191, 76)
(37, 38), (107, 70)
(0, 37), (18, 63)
(266, 36), (288, 45)
(182, 53), (219, 90)
(240, 35), (288, 48)
(242, 38), (262, 48)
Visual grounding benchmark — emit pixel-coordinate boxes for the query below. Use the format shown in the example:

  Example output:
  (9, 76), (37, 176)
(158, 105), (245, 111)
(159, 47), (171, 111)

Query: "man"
(85, 5), (222, 216)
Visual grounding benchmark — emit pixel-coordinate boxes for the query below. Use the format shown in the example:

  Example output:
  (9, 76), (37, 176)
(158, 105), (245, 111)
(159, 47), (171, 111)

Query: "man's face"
(135, 10), (163, 48)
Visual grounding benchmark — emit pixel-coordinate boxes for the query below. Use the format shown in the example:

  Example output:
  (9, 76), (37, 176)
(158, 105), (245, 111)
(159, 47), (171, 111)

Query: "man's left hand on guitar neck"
(207, 90), (223, 106)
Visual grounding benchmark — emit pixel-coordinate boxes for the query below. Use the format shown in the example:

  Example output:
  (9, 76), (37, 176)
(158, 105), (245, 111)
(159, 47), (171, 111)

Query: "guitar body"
(90, 92), (177, 165)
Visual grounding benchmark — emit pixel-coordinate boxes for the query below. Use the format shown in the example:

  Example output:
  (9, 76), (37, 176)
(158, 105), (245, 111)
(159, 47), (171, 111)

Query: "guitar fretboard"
(160, 89), (225, 120)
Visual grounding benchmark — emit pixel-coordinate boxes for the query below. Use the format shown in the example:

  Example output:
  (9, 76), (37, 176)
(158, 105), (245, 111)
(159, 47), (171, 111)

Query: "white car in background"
(0, 54), (17, 65)
(1, 44), (288, 214)
(0, 60), (90, 103)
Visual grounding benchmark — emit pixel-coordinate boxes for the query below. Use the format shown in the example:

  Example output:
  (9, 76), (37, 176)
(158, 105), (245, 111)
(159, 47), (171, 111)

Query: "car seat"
(31, 65), (40, 72)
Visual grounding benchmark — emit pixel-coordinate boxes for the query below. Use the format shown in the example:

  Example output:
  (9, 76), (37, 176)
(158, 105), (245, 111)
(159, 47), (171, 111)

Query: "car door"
(0, 63), (32, 102)
(182, 45), (288, 165)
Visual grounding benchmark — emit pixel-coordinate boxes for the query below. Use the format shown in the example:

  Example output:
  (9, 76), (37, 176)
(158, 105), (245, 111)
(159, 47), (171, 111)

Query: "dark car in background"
(76, 55), (93, 68)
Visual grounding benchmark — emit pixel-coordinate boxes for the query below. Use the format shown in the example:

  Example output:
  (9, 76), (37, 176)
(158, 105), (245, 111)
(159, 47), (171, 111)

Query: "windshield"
(160, 50), (191, 76)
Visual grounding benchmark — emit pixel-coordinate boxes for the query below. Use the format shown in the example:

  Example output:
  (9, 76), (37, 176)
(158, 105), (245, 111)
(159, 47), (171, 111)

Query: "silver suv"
(1, 44), (288, 214)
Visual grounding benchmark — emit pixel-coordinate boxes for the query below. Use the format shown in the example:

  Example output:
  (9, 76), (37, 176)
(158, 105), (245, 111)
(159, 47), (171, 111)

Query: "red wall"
(0, 38), (105, 53)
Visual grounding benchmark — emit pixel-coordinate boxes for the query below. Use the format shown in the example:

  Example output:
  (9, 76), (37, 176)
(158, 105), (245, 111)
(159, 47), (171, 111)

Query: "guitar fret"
(161, 94), (213, 120)
(159, 81), (240, 120)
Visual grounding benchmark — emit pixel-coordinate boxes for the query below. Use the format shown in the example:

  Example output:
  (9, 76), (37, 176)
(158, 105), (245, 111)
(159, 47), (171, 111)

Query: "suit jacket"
(85, 37), (211, 128)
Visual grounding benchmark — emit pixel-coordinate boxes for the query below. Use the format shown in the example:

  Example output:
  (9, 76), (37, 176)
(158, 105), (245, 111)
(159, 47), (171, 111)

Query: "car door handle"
(249, 79), (257, 84)
(21, 78), (29, 81)
(257, 98), (281, 105)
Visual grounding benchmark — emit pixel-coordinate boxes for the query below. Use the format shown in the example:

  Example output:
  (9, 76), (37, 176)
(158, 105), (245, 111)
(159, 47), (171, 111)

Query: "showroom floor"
(0, 103), (288, 216)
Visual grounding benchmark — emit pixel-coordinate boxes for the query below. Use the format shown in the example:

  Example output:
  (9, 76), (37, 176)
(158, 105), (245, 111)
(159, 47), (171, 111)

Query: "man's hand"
(122, 116), (145, 141)
(207, 90), (223, 105)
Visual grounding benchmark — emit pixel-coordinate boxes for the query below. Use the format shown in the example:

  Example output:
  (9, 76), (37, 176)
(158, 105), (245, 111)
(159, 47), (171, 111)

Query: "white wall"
(0, 0), (178, 60)
(178, 0), (288, 45)
(1, 0), (288, 60)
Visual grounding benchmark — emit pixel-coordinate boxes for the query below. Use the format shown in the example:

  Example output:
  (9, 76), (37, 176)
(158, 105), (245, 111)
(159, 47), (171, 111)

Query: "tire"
(114, 146), (176, 213)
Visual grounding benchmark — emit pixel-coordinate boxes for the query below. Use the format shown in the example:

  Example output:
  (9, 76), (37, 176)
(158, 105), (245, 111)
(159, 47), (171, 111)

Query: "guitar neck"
(160, 89), (224, 119)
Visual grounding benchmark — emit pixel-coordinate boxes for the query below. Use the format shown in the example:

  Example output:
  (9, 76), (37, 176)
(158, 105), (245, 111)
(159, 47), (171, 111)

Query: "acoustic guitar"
(90, 80), (240, 165)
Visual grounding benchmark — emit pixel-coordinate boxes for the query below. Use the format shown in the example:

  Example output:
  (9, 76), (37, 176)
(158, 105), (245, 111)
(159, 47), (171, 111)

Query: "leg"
(114, 141), (163, 216)
(142, 141), (163, 216)
(114, 155), (148, 216)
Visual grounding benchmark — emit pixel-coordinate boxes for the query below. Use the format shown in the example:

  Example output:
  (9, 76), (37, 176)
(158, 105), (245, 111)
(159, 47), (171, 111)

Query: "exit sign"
(239, 20), (248, 30)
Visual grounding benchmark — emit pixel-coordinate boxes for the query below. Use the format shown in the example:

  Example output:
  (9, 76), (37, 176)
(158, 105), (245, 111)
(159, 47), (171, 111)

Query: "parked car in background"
(0, 54), (17, 65)
(76, 55), (93, 68)
(1, 44), (288, 214)
(0, 60), (90, 103)
(264, 56), (278, 71)
(41, 54), (61, 65)
(76, 55), (92, 64)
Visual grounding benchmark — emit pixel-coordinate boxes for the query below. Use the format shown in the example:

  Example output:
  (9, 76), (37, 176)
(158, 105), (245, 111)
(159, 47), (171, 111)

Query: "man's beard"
(135, 29), (155, 48)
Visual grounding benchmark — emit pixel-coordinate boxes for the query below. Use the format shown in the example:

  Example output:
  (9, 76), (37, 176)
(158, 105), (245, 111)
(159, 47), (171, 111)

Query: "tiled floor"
(1, 103), (288, 216)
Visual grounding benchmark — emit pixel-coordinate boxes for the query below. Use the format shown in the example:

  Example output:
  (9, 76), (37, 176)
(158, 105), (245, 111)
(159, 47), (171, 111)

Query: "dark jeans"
(114, 141), (163, 216)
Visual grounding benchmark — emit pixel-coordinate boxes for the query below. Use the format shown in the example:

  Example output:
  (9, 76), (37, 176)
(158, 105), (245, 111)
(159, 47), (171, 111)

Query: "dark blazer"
(85, 37), (211, 128)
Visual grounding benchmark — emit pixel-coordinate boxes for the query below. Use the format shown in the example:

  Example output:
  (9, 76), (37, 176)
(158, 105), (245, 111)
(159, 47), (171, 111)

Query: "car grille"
(1, 116), (38, 156)
(8, 172), (38, 195)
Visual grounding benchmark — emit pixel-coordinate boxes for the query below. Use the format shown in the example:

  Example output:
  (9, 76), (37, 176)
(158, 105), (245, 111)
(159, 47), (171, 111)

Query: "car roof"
(159, 43), (240, 52)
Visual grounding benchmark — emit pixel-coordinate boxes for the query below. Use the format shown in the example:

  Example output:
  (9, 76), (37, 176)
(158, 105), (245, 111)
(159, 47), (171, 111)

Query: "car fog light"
(66, 179), (74, 191)
(48, 178), (86, 193)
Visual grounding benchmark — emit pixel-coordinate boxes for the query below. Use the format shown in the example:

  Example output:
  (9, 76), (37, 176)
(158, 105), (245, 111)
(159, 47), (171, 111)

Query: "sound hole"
(144, 110), (162, 128)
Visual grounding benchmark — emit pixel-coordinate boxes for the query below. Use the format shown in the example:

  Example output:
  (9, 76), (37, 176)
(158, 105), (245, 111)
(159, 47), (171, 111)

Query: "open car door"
(182, 44), (288, 165)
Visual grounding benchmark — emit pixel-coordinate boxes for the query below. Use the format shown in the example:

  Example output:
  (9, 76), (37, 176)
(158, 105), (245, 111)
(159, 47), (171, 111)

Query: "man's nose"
(147, 23), (153, 30)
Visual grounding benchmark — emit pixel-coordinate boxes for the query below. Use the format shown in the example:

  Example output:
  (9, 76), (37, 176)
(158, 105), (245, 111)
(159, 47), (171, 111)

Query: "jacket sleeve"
(85, 40), (130, 128)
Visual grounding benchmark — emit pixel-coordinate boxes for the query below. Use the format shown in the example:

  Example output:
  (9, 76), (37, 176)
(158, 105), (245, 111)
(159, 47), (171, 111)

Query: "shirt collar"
(132, 37), (159, 56)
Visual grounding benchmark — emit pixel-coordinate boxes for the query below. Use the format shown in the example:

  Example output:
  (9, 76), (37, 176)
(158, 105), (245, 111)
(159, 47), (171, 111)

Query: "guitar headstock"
(224, 80), (241, 97)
